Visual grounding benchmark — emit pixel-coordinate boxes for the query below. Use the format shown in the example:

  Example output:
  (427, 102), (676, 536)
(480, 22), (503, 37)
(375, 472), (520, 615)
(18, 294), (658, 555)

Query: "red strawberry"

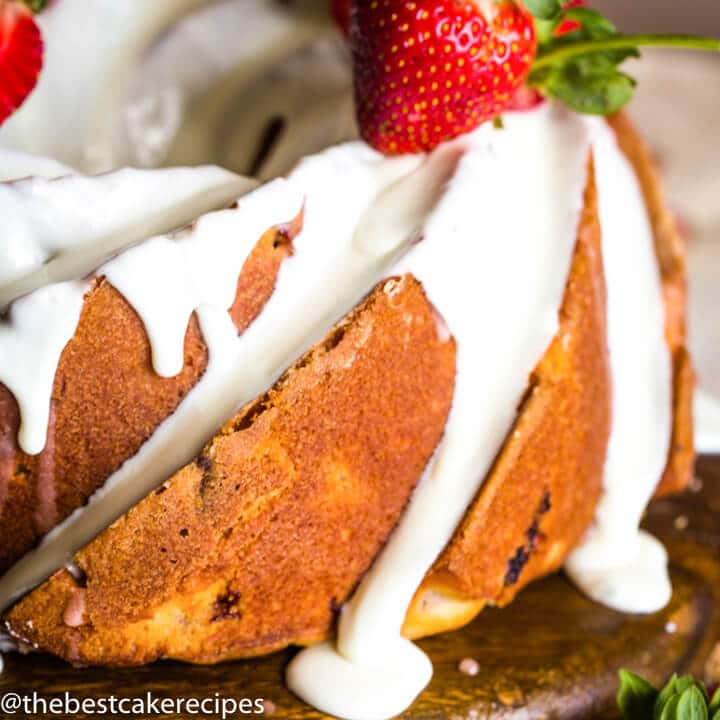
(350, 0), (536, 155)
(0, 0), (43, 126)
(555, 0), (584, 36)
(330, 0), (351, 37)
(505, 83), (543, 111)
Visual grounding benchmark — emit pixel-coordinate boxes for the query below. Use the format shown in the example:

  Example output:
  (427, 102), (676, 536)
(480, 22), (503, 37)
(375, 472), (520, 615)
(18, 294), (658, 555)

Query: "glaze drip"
(0, 282), (89, 455)
(564, 120), (673, 613)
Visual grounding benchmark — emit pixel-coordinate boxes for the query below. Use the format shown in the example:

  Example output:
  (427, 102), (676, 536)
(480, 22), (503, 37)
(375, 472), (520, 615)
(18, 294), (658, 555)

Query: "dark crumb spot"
(538, 491), (552, 515)
(196, 455), (212, 472)
(323, 325), (347, 352)
(212, 589), (243, 622)
(234, 484), (240, 491)
(504, 546), (530, 586)
(272, 226), (292, 249)
(229, 200), (239, 210)
(233, 393), (271, 432)
(504, 491), (553, 586)
(525, 517), (540, 547)
(294, 354), (312, 370)
(154, 486), (167, 496)
(329, 597), (342, 617)
(16, 464), (31, 476)
(66, 563), (88, 588)
(222, 527), (233, 540)
(160, 547), (167, 553)
(179, 528), (189, 538)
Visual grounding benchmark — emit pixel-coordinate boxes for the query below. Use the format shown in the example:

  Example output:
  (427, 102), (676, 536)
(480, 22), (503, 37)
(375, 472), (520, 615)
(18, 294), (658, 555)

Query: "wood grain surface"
(1, 456), (719, 720)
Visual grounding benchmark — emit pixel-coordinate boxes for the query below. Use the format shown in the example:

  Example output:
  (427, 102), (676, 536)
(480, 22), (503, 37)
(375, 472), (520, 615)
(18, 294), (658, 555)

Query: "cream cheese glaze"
(0, 166), (255, 309)
(0, 148), (70, 183)
(0, 105), (674, 719)
(564, 120), (673, 613)
(0, 281), (90, 456)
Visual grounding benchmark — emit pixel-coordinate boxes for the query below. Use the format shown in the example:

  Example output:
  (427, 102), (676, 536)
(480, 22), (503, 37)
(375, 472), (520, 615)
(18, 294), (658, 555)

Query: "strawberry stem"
(533, 34), (720, 71)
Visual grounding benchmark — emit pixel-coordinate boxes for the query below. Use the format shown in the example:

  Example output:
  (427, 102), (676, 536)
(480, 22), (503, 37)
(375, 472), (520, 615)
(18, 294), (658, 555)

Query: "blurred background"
(0, 0), (718, 427)
(597, 0), (720, 34)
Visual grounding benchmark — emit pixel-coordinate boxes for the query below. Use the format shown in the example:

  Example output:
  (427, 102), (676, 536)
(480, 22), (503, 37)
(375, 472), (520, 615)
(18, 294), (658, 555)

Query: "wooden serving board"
(2, 457), (720, 720)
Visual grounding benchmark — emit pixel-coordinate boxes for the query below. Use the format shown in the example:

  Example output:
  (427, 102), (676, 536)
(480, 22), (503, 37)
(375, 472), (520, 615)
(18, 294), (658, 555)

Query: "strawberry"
(330, 0), (351, 37)
(554, 0), (584, 36)
(349, 0), (536, 155)
(505, 84), (543, 111)
(0, 0), (43, 126)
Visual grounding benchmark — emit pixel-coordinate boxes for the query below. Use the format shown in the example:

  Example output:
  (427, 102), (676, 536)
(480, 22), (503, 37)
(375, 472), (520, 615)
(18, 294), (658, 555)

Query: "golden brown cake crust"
(6, 276), (456, 665)
(0, 217), (298, 574)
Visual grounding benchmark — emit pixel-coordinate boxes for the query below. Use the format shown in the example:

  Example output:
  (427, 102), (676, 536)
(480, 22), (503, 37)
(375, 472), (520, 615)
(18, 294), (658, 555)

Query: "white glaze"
(0, 0), (219, 172)
(101, 177), (298, 378)
(0, 282), (89, 455)
(0, 148), (70, 182)
(564, 120), (673, 613)
(0, 632), (17, 674)
(288, 105), (593, 720)
(0, 166), (255, 308)
(0, 142), (423, 614)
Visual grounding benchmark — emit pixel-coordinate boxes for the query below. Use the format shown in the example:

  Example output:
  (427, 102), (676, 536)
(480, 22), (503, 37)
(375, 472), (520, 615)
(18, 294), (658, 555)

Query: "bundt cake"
(0, 0), (710, 717)
(0, 102), (694, 706)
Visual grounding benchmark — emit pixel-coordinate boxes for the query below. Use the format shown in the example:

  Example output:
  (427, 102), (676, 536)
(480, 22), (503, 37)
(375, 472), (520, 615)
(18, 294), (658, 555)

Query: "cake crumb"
(262, 700), (277, 715)
(674, 515), (689, 530)
(459, 657), (480, 677)
(665, 621), (677, 634)
(689, 476), (703, 493)
(496, 686), (525, 707)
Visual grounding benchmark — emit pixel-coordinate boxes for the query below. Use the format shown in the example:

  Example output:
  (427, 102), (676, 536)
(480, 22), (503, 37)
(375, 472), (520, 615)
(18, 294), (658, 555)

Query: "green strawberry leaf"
(526, 2), (720, 117)
(523, 0), (563, 21)
(656, 676), (681, 720)
(618, 670), (658, 720)
(22, 0), (47, 12)
(676, 686), (709, 720)
(538, 64), (636, 115)
(661, 695), (682, 720)
(710, 688), (720, 715)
